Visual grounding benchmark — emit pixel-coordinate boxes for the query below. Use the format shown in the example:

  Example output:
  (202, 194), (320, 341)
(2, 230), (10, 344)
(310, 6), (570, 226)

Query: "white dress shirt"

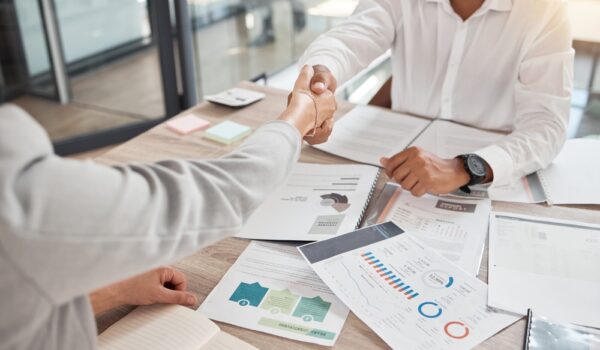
(300, 0), (574, 186)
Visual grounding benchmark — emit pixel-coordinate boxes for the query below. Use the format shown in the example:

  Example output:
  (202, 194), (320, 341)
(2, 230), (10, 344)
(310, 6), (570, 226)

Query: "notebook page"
(202, 331), (258, 350)
(98, 304), (219, 350)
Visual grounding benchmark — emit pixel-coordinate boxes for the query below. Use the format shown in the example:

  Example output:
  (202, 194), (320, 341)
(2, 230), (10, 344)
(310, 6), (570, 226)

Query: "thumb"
(293, 65), (315, 91)
(158, 288), (197, 306)
(311, 80), (327, 94)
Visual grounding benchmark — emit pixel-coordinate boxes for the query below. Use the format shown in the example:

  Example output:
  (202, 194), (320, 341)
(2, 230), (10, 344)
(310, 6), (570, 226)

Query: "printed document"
(313, 105), (431, 166)
(489, 213), (600, 328)
(299, 223), (518, 350)
(199, 241), (350, 346)
(375, 183), (491, 275)
(409, 119), (504, 158)
(237, 163), (379, 241)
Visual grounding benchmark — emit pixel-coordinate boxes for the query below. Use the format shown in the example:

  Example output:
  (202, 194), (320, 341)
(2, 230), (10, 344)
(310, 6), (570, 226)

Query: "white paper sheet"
(313, 105), (431, 166)
(237, 163), (379, 241)
(98, 305), (257, 350)
(376, 184), (491, 275)
(489, 213), (600, 328)
(198, 242), (350, 346)
(299, 223), (519, 350)
(410, 119), (505, 158)
(539, 138), (600, 205)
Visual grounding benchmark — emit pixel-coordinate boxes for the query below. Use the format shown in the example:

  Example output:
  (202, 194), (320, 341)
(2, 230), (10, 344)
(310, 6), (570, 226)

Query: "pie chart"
(320, 193), (351, 212)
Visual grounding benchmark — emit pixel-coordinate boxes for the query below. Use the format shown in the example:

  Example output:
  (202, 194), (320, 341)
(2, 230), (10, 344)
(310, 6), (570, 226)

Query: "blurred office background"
(0, 0), (599, 155)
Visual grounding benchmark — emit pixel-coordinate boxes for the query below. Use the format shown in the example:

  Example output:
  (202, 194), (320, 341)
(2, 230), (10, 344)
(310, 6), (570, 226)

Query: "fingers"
(313, 90), (337, 126)
(311, 65), (337, 94)
(157, 287), (197, 307)
(411, 183), (428, 197)
(293, 65), (315, 91)
(304, 118), (334, 145)
(400, 173), (419, 191)
(164, 267), (188, 291)
(382, 149), (411, 177)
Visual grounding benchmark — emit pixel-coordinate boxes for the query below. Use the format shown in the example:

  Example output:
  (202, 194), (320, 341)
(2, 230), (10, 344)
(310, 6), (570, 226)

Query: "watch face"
(467, 155), (487, 177)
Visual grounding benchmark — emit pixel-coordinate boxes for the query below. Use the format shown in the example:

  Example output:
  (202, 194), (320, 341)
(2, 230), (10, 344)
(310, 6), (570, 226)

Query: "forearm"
(2, 113), (301, 306)
(299, 0), (397, 85)
(89, 285), (124, 316)
(475, 113), (567, 186)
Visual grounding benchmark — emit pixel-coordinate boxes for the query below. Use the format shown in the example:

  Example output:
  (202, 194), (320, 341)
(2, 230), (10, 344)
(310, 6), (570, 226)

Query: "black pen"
(523, 308), (532, 350)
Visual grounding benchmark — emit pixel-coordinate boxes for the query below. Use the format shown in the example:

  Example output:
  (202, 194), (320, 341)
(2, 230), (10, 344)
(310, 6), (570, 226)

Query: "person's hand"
(279, 65), (336, 143)
(380, 147), (470, 197)
(309, 64), (337, 95)
(302, 64), (337, 144)
(90, 267), (197, 315)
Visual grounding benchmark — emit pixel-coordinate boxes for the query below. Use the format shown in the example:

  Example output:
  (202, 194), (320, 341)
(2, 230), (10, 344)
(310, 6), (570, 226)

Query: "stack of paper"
(372, 183), (491, 275)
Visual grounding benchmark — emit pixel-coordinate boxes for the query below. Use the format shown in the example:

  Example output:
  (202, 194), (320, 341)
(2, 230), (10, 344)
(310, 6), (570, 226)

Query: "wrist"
(452, 157), (471, 188)
(90, 283), (125, 315)
(278, 103), (314, 136)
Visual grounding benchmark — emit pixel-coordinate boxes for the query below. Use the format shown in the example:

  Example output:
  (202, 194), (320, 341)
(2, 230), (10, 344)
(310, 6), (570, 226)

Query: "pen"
(523, 308), (532, 350)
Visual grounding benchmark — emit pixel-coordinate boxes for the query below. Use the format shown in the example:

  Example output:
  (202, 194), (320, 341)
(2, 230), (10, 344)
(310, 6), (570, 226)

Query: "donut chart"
(444, 321), (470, 339)
(417, 301), (443, 318)
(320, 193), (351, 212)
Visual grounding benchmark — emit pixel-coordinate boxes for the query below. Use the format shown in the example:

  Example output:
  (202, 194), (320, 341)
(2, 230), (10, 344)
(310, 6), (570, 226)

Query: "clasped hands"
(285, 64), (472, 196)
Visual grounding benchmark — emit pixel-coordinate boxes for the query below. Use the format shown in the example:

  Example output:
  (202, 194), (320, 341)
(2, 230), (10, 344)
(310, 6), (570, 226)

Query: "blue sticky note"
(204, 120), (252, 145)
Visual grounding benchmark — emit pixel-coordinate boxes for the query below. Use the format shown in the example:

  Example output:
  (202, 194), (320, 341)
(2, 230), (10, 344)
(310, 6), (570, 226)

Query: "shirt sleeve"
(474, 2), (574, 187)
(0, 104), (301, 305)
(298, 0), (399, 85)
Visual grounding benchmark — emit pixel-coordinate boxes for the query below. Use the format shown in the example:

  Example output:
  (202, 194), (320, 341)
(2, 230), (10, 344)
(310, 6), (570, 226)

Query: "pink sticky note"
(166, 114), (211, 135)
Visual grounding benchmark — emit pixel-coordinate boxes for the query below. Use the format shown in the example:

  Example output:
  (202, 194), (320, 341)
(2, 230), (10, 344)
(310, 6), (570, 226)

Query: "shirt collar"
(424, 0), (513, 12)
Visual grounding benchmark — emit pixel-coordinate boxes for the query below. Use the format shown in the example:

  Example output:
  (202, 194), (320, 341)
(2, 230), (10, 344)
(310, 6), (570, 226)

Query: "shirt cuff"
(473, 144), (514, 187)
(300, 57), (342, 87)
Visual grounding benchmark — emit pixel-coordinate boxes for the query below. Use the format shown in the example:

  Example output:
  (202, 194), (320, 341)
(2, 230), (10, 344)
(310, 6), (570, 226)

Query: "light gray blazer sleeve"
(0, 104), (301, 305)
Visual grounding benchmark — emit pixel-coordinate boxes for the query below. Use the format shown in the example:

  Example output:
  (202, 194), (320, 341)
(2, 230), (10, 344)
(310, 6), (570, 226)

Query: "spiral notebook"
(236, 163), (380, 241)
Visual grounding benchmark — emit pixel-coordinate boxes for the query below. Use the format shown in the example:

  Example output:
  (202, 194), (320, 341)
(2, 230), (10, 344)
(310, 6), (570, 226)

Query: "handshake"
(278, 65), (338, 145)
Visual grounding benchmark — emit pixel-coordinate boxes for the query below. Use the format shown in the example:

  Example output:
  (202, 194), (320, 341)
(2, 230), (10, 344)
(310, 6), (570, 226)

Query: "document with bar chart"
(237, 163), (380, 241)
(299, 223), (518, 350)
(198, 241), (350, 346)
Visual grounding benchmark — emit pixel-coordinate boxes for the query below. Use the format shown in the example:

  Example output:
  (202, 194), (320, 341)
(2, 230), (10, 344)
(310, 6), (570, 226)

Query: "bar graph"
(361, 252), (419, 300)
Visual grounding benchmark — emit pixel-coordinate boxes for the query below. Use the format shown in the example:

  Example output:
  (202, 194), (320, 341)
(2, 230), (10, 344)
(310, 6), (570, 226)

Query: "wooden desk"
(95, 82), (600, 349)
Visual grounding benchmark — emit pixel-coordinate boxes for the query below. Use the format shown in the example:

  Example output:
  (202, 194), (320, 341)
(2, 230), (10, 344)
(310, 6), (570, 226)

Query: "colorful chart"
(417, 301), (443, 318)
(361, 252), (419, 300)
(320, 193), (351, 212)
(229, 282), (332, 323)
(260, 289), (299, 315)
(292, 296), (332, 322)
(422, 270), (454, 289)
(229, 282), (269, 306)
(444, 321), (470, 339)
